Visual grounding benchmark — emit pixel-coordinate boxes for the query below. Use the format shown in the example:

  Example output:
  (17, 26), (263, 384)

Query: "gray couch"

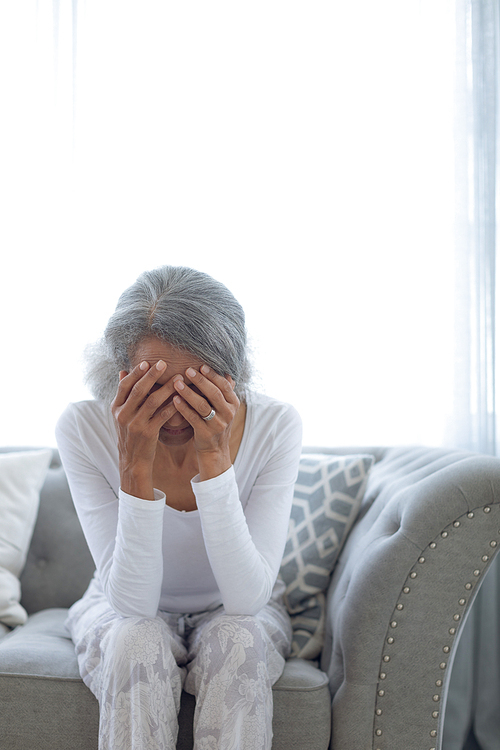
(1, 444), (499, 750)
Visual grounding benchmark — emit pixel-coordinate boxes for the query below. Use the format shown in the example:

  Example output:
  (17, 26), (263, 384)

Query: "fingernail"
(140, 361), (149, 371)
(187, 367), (197, 378)
(156, 360), (166, 371)
(172, 375), (184, 383)
(175, 380), (185, 390)
(201, 365), (210, 375)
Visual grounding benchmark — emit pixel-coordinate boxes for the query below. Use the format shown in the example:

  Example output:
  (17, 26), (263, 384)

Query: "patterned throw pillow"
(280, 453), (375, 659)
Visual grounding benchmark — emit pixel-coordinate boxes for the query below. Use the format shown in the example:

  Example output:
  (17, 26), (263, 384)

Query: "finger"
(173, 393), (213, 427)
(150, 397), (179, 430)
(114, 360), (168, 411)
(184, 366), (239, 411)
(146, 375), (185, 421)
(199, 366), (239, 405)
(113, 362), (148, 408)
(173, 376), (215, 421)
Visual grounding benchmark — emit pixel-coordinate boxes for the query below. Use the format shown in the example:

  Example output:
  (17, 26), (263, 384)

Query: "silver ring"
(203, 408), (216, 422)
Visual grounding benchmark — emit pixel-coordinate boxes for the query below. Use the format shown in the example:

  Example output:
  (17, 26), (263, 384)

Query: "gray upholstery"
(0, 445), (499, 750)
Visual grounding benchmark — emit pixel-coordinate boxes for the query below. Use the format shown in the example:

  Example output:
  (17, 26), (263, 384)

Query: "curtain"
(452, 0), (498, 456)
(444, 1), (500, 748)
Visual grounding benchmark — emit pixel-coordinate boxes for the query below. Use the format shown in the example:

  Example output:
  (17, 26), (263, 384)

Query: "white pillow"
(0, 450), (52, 628)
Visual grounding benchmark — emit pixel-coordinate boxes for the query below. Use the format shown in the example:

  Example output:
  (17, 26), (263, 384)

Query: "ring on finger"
(203, 408), (216, 422)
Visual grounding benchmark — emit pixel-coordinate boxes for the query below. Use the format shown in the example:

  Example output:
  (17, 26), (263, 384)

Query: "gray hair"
(84, 266), (252, 403)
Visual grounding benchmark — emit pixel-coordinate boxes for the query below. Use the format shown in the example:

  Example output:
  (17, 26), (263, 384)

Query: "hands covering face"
(112, 357), (240, 467)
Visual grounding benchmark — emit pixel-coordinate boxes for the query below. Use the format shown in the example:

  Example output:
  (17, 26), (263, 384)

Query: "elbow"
(104, 583), (159, 620)
(222, 581), (274, 617)
(110, 602), (159, 619)
(223, 602), (264, 617)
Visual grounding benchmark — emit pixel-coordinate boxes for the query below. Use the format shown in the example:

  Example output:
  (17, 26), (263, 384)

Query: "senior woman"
(56, 266), (302, 750)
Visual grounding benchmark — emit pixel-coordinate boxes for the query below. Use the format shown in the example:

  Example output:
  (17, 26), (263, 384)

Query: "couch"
(1, 444), (499, 750)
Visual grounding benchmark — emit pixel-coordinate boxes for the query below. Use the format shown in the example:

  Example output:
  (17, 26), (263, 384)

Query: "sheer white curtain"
(452, 0), (499, 457)
(1, 1), (456, 452)
(443, 2), (500, 749)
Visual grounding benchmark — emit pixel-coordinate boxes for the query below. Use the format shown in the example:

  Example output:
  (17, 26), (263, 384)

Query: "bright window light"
(0, 1), (456, 449)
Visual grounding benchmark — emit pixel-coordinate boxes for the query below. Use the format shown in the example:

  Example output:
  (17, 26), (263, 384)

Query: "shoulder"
(245, 391), (302, 434)
(236, 392), (302, 488)
(56, 400), (116, 450)
(243, 391), (302, 460)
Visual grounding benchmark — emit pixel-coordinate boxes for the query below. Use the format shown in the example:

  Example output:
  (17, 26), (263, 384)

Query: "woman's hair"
(84, 266), (252, 403)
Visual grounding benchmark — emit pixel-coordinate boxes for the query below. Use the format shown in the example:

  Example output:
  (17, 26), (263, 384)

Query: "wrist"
(120, 462), (155, 501)
(197, 450), (232, 482)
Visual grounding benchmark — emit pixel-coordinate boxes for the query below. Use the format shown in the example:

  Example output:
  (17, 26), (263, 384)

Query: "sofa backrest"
(0, 447), (96, 615)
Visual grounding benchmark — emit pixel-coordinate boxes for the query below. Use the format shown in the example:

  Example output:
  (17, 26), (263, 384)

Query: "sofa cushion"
(0, 608), (79, 677)
(0, 450), (52, 628)
(280, 453), (374, 658)
(19, 456), (96, 615)
(0, 608), (331, 750)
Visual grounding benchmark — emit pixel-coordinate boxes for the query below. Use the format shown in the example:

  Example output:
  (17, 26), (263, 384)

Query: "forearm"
(197, 448), (232, 482)
(193, 467), (280, 615)
(103, 489), (165, 617)
(119, 459), (155, 501)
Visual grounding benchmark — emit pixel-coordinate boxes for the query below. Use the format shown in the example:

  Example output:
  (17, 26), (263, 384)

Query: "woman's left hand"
(172, 365), (240, 478)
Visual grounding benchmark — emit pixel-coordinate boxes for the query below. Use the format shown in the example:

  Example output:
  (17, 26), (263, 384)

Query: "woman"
(56, 266), (302, 750)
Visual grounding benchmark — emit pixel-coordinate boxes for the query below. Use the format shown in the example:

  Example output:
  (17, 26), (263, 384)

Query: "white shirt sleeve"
(192, 403), (302, 616)
(55, 405), (166, 618)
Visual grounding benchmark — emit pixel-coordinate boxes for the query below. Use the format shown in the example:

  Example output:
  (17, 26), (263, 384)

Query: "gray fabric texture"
(0, 609), (330, 750)
(443, 555), (500, 750)
(1, 445), (499, 749)
(313, 446), (500, 750)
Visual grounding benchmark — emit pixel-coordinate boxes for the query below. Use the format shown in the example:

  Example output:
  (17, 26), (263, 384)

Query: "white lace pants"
(66, 584), (292, 750)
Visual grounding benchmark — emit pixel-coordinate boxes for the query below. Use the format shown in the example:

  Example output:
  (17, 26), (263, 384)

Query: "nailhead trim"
(373, 503), (500, 747)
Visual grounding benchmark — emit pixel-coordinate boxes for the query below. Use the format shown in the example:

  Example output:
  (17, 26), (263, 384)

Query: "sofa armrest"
(320, 446), (500, 750)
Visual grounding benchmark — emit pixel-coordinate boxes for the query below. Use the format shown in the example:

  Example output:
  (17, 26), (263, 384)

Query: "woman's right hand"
(111, 360), (180, 500)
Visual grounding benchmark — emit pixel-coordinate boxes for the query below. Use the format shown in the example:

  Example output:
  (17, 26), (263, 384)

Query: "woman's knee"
(196, 613), (271, 665)
(102, 615), (183, 672)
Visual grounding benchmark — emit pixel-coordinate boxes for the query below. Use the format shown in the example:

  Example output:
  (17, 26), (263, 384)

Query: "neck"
(156, 441), (196, 471)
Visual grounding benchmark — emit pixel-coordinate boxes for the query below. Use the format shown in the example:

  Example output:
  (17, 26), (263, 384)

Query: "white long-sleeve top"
(55, 391), (302, 618)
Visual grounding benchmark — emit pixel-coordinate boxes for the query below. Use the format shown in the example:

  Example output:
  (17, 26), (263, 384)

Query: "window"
(1, 1), (457, 448)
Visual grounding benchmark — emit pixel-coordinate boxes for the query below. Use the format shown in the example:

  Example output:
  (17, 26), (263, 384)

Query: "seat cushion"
(0, 609), (98, 750)
(0, 608), (331, 750)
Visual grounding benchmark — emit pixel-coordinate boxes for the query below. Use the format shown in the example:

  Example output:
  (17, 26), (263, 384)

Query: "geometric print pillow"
(279, 453), (375, 659)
